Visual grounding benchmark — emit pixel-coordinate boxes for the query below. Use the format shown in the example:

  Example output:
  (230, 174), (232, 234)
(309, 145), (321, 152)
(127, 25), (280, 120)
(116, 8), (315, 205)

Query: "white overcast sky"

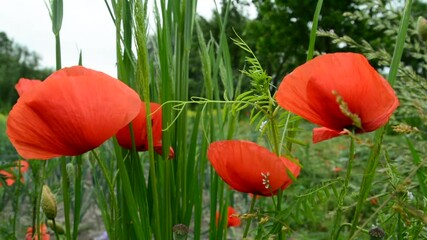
(0, 0), (218, 77)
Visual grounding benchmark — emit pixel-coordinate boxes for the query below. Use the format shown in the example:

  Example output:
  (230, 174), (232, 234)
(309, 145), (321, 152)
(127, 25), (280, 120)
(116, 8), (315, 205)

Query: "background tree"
(191, 0), (393, 95)
(0, 32), (52, 112)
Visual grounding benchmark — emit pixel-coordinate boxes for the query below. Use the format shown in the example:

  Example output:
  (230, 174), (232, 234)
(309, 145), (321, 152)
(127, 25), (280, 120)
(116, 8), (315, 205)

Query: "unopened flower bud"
(417, 16), (427, 40)
(173, 224), (189, 240)
(41, 185), (57, 220)
(369, 226), (385, 240)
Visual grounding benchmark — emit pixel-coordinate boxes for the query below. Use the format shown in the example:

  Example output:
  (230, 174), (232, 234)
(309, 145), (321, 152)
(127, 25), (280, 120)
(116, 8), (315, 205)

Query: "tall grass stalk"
(105, 0), (240, 239)
(155, 0), (238, 239)
(348, 0), (412, 238)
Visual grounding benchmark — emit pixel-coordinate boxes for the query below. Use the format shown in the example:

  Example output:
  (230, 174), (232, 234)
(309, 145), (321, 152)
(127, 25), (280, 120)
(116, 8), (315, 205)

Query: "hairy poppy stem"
(332, 132), (355, 239)
(243, 194), (257, 238)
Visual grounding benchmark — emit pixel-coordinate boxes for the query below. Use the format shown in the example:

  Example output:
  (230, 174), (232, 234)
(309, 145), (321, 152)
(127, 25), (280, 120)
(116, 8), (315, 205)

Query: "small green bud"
(41, 185), (57, 220)
(417, 16), (427, 41)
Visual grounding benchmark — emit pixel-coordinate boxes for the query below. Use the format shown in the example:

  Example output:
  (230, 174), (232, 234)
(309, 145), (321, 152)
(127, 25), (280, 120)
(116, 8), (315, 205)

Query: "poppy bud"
(369, 226), (385, 240)
(417, 16), (427, 41)
(172, 224), (189, 240)
(41, 185), (57, 220)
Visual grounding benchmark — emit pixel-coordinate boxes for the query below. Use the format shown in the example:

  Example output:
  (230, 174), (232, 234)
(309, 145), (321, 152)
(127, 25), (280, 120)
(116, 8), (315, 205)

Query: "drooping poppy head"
(116, 102), (174, 159)
(0, 160), (29, 186)
(25, 224), (50, 240)
(276, 52), (399, 143)
(207, 140), (300, 196)
(7, 66), (141, 160)
(216, 206), (241, 228)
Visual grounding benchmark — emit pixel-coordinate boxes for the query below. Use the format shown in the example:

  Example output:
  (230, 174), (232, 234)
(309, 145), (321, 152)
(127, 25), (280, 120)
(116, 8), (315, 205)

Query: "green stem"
(72, 156), (83, 240)
(387, 0), (412, 87)
(91, 150), (118, 238)
(307, 0), (323, 61)
(12, 159), (24, 235)
(348, 128), (385, 237)
(332, 133), (355, 239)
(33, 162), (47, 240)
(348, 0), (412, 237)
(242, 194), (257, 238)
(55, 34), (62, 70)
(115, 147), (145, 240)
(52, 218), (61, 240)
(335, 223), (369, 239)
(61, 157), (71, 240)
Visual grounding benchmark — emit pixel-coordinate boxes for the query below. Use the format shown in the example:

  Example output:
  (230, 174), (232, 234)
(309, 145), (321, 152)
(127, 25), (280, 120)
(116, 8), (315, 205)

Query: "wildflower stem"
(387, 0), (412, 87)
(332, 132), (355, 239)
(55, 35), (61, 70)
(11, 159), (23, 235)
(32, 162), (46, 240)
(306, 0), (323, 61)
(72, 156), (83, 240)
(270, 117), (284, 238)
(90, 150), (119, 238)
(348, 0), (412, 237)
(278, 111), (291, 156)
(52, 218), (61, 240)
(61, 157), (72, 240)
(114, 147), (145, 239)
(348, 127), (385, 238)
(243, 194), (257, 238)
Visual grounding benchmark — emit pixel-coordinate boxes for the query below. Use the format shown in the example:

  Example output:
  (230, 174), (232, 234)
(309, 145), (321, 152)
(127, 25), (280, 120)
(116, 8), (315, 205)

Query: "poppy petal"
(15, 78), (43, 96)
(116, 102), (173, 158)
(216, 206), (241, 228)
(0, 160), (30, 186)
(207, 140), (300, 196)
(7, 66), (141, 160)
(226, 207), (241, 227)
(313, 127), (346, 143)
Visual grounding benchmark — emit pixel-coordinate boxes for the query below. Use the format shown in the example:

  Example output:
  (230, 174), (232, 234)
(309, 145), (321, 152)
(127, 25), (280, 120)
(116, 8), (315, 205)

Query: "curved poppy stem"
(242, 194), (257, 238)
(332, 131), (355, 239)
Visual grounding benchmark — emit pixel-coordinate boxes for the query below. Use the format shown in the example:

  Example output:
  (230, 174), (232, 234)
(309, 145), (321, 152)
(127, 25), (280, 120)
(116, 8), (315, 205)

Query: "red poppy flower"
(0, 160), (29, 186)
(26, 224), (50, 240)
(216, 206), (241, 227)
(276, 52), (399, 143)
(116, 102), (174, 159)
(207, 140), (300, 196)
(7, 66), (141, 160)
